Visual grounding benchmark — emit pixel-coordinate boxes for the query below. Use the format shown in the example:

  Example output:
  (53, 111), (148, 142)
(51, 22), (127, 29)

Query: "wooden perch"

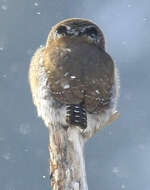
(48, 111), (119, 190)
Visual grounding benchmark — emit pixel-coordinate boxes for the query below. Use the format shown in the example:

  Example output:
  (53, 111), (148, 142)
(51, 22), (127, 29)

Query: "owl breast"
(44, 37), (115, 113)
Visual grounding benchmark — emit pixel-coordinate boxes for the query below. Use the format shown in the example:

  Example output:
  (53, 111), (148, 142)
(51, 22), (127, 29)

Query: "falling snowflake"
(2, 152), (11, 160)
(64, 84), (70, 89)
(64, 72), (69, 77)
(96, 90), (100, 94)
(112, 167), (120, 176)
(138, 144), (145, 150)
(144, 17), (148, 23)
(71, 75), (76, 79)
(121, 184), (126, 189)
(3, 74), (7, 78)
(0, 137), (4, 141)
(127, 4), (132, 8)
(36, 11), (41, 15)
(34, 2), (39, 6)
(122, 41), (127, 46)
(19, 123), (31, 135)
(1, 4), (7, 11)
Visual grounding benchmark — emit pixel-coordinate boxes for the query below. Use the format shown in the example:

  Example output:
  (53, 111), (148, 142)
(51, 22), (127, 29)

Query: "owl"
(29, 18), (119, 139)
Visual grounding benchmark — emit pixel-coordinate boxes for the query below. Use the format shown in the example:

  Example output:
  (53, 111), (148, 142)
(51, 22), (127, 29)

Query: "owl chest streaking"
(29, 18), (119, 135)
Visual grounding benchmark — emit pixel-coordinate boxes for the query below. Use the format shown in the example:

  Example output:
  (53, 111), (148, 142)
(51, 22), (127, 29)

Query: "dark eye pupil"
(56, 25), (67, 34)
(85, 27), (97, 37)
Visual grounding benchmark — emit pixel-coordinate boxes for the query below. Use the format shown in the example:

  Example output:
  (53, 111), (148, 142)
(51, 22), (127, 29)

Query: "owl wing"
(29, 47), (46, 107)
(44, 40), (115, 113)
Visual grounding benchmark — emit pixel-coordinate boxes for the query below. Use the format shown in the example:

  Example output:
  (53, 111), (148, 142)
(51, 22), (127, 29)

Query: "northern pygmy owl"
(29, 18), (119, 138)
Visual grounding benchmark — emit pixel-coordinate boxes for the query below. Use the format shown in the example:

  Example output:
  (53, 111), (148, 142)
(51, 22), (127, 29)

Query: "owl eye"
(56, 25), (67, 34)
(85, 27), (98, 38)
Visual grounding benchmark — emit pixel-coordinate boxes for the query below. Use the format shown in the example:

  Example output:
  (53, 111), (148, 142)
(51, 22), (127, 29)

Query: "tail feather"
(66, 104), (87, 129)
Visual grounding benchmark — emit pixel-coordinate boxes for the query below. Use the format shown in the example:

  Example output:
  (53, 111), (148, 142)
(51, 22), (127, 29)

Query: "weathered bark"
(48, 111), (119, 190)
(49, 124), (88, 190)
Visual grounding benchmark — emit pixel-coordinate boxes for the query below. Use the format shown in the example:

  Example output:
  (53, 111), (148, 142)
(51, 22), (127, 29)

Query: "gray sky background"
(0, 0), (150, 190)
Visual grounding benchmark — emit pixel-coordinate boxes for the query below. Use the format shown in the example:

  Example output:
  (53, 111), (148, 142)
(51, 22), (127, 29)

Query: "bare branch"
(49, 124), (88, 190)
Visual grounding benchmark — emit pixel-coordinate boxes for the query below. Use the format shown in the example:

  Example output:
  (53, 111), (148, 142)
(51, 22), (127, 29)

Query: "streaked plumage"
(29, 18), (119, 136)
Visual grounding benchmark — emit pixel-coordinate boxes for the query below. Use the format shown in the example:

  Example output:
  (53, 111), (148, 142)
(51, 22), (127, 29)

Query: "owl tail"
(66, 103), (87, 129)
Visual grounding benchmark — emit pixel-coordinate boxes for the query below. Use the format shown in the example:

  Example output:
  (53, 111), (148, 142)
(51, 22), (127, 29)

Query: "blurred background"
(0, 0), (150, 189)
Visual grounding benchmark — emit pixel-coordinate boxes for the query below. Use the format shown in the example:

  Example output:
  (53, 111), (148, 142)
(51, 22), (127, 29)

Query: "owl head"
(47, 18), (105, 50)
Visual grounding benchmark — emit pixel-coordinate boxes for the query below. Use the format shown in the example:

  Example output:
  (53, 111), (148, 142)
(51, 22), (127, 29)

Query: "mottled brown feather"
(44, 37), (114, 112)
